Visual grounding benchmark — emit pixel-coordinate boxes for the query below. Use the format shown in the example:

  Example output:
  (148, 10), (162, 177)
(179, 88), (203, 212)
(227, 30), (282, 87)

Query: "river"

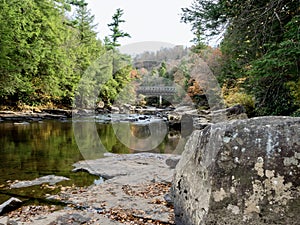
(0, 118), (180, 203)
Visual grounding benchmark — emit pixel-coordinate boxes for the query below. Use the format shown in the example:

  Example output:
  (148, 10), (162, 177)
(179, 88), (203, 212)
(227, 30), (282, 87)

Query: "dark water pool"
(0, 119), (181, 203)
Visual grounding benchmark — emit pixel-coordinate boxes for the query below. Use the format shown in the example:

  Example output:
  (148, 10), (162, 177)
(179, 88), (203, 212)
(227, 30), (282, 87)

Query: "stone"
(172, 116), (300, 225)
(0, 198), (22, 215)
(72, 153), (175, 184)
(42, 109), (73, 117)
(7, 220), (18, 225)
(13, 121), (30, 125)
(6, 153), (176, 224)
(209, 104), (248, 123)
(167, 104), (247, 132)
(0, 111), (68, 121)
(48, 213), (90, 225)
(10, 175), (70, 188)
(46, 153), (176, 224)
(166, 156), (181, 169)
(0, 216), (8, 224)
(110, 106), (120, 113)
(97, 101), (105, 109)
(122, 103), (135, 111)
(0, 111), (16, 114)
(164, 193), (174, 206)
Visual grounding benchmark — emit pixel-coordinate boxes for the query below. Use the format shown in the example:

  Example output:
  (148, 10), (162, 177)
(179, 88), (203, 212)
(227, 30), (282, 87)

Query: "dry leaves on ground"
(122, 182), (172, 199)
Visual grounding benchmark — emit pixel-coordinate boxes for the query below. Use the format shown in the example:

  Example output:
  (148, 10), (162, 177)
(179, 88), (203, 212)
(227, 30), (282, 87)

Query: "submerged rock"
(10, 175), (70, 188)
(172, 116), (300, 225)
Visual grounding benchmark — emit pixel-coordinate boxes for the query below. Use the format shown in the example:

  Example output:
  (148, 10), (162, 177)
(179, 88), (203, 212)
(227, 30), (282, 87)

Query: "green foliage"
(158, 62), (168, 78)
(98, 52), (133, 105)
(75, 49), (133, 108)
(0, 0), (131, 108)
(246, 15), (300, 116)
(0, 0), (72, 105)
(69, 0), (104, 106)
(182, 0), (300, 116)
(190, 29), (207, 53)
(104, 8), (131, 50)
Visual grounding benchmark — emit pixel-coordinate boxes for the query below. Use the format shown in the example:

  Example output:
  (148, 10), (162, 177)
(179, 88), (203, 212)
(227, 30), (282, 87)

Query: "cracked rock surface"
(2, 153), (179, 225)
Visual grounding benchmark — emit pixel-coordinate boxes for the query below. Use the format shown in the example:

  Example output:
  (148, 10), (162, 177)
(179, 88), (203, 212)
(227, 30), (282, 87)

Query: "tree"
(98, 53), (133, 105)
(0, 0), (70, 106)
(158, 62), (168, 78)
(72, 0), (97, 44)
(96, 8), (132, 105)
(0, 0), (106, 108)
(181, 0), (300, 116)
(247, 15), (300, 115)
(104, 8), (131, 50)
(0, 0), (136, 109)
(32, 0), (77, 105)
(71, 0), (104, 74)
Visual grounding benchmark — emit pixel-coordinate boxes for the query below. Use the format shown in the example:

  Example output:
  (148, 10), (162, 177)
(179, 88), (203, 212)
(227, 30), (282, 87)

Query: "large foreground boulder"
(172, 116), (300, 225)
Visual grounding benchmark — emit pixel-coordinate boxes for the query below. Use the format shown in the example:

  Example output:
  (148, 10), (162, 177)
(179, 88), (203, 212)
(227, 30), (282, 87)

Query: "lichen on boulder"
(172, 116), (300, 225)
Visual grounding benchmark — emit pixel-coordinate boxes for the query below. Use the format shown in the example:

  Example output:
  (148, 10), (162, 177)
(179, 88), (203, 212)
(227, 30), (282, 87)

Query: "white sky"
(85, 0), (195, 48)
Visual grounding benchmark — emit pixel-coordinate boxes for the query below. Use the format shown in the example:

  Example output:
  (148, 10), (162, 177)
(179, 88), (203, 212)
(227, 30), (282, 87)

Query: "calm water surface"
(0, 119), (180, 203)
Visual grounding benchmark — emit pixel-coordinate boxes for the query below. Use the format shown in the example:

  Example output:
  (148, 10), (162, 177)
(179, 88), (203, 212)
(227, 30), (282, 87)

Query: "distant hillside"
(133, 45), (190, 70)
(118, 41), (176, 56)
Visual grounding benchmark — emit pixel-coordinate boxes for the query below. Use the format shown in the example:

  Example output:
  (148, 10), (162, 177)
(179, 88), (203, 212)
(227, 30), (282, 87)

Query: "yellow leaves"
(244, 64), (252, 70)
(236, 77), (247, 84)
(286, 79), (300, 106)
(225, 91), (255, 109)
(222, 78), (255, 113)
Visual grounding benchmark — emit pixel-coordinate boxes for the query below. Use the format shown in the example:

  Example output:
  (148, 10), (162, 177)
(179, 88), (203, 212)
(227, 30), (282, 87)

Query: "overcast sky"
(85, 0), (195, 50)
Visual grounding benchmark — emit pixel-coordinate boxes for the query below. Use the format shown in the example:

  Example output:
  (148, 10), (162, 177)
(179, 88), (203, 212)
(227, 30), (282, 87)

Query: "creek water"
(0, 118), (180, 203)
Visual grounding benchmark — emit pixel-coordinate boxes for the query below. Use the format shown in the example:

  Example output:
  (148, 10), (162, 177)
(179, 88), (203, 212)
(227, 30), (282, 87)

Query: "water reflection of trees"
(0, 121), (181, 185)
(0, 121), (82, 184)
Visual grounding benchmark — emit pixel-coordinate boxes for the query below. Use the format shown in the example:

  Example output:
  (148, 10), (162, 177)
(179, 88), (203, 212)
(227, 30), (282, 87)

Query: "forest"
(0, 0), (299, 117)
(182, 0), (300, 116)
(0, 0), (132, 109)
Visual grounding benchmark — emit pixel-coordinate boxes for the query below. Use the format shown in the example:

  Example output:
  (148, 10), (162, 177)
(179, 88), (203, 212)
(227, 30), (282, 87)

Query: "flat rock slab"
(6, 208), (125, 225)
(73, 153), (177, 184)
(6, 153), (178, 224)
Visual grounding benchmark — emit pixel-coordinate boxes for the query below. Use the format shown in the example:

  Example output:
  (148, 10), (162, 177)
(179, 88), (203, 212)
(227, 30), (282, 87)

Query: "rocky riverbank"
(0, 110), (70, 122)
(0, 153), (180, 225)
(0, 104), (247, 133)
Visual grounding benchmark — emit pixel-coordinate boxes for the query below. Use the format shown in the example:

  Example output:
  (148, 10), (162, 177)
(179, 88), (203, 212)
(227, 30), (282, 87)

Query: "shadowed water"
(0, 119), (180, 203)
